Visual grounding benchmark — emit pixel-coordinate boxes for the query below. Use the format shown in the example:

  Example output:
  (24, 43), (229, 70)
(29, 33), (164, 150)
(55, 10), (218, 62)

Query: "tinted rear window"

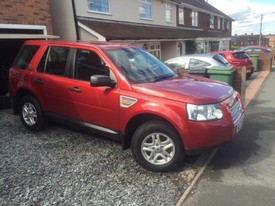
(232, 52), (249, 59)
(13, 45), (39, 69)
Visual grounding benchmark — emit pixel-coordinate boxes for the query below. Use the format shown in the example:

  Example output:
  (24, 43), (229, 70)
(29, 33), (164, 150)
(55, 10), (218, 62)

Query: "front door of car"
(66, 48), (120, 132)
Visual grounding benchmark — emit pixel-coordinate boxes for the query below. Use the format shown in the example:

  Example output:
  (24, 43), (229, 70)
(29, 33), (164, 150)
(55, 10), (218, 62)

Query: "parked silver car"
(165, 53), (231, 77)
(236, 46), (271, 53)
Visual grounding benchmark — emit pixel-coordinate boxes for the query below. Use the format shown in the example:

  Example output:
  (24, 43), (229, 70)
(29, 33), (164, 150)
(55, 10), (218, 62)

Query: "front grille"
(229, 98), (242, 124)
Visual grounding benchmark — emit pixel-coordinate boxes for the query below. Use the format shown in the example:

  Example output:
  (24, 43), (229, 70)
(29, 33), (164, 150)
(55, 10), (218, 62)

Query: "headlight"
(187, 103), (223, 121)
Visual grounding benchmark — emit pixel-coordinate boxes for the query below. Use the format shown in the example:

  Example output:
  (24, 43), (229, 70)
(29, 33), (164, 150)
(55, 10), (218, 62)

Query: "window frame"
(165, 3), (172, 23)
(226, 20), (230, 31)
(191, 11), (198, 27)
(139, 0), (152, 20)
(217, 17), (221, 29)
(87, 0), (110, 14)
(209, 15), (215, 29)
(178, 7), (184, 25)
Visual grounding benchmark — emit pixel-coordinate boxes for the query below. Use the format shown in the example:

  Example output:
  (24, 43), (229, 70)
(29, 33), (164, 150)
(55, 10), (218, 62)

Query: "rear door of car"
(31, 45), (77, 117)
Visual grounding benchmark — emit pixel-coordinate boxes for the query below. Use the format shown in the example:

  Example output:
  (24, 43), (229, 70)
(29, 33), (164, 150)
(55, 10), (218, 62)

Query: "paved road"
(183, 70), (275, 206)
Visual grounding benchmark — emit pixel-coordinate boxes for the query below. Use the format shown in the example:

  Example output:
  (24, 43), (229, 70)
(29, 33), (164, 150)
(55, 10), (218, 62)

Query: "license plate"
(236, 118), (243, 133)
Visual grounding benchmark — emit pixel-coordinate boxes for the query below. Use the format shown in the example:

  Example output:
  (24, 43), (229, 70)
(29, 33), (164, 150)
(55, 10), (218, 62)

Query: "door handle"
(69, 87), (82, 93)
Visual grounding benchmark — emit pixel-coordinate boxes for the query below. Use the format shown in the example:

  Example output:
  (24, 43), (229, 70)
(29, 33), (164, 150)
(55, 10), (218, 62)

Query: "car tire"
(131, 120), (185, 172)
(19, 96), (45, 131)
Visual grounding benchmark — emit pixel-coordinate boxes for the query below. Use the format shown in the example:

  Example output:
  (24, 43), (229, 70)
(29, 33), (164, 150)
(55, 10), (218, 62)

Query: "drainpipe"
(71, 0), (80, 40)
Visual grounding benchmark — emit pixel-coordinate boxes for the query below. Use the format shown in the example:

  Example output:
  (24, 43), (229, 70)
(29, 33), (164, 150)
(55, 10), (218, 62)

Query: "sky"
(207, 0), (275, 35)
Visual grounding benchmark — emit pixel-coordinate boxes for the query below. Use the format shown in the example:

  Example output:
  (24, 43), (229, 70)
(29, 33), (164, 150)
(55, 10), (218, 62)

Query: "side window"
(13, 45), (39, 69)
(189, 59), (210, 69)
(166, 58), (187, 72)
(178, 58), (188, 69)
(167, 58), (187, 69)
(38, 46), (70, 76)
(74, 49), (109, 81)
(253, 48), (261, 53)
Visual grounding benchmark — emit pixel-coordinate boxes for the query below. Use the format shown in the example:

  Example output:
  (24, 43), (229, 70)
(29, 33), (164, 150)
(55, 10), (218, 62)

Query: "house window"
(210, 15), (214, 28)
(192, 11), (198, 26)
(165, 3), (172, 22)
(139, 0), (152, 20)
(226, 21), (230, 30)
(88, 0), (110, 13)
(222, 19), (225, 30)
(217, 17), (221, 29)
(178, 7), (184, 25)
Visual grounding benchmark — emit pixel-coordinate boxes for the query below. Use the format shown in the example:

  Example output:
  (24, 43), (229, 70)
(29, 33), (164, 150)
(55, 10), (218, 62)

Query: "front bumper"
(183, 93), (245, 152)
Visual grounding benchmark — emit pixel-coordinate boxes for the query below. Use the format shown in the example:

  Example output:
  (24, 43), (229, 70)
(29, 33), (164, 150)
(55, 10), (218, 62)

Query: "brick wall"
(0, 0), (53, 34)
(246, 52), (273, 71)
(233, 67), (246, 103)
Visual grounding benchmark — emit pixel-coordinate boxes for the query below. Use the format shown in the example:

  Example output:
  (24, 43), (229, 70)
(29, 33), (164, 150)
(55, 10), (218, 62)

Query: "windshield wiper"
(153, 74), (176, 82)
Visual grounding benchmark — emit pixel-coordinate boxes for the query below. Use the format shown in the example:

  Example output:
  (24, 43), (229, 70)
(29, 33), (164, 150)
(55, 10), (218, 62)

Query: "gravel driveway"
(0, 112), (197, 206)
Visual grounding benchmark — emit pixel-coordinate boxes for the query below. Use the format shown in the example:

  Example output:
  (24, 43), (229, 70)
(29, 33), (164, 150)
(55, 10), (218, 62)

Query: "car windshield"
(105, 47), (176, 83)
(213, 54), (230, 66)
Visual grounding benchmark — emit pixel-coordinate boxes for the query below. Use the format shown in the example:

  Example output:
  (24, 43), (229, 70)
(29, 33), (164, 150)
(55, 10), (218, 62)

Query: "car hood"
(132, 75), (234, 104)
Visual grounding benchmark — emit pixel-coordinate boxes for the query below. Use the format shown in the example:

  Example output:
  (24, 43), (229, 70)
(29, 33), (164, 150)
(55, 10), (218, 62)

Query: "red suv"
(214, 51), (254, 78)
(9, 40), (244, 172)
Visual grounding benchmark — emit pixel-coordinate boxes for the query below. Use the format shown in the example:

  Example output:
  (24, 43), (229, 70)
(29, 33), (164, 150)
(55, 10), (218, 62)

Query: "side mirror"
(90, 75), (116, 88)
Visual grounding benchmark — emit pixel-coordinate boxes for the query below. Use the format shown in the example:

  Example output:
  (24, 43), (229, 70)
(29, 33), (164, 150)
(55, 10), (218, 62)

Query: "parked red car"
(9, 40), (244, 172)
(213, 51), (254, 78)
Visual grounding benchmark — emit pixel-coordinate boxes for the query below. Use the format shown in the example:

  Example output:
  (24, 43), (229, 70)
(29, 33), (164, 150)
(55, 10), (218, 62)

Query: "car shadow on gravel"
(0, 112), (199, 206)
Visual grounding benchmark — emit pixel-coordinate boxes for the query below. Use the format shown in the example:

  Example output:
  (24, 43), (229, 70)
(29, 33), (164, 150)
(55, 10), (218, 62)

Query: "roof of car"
(213, 51), (246, 54)
(165, 53), (223, 63)
(236, 46), (271, 52)
(175, 53), (219, 58)
(24, 40), (136, 50)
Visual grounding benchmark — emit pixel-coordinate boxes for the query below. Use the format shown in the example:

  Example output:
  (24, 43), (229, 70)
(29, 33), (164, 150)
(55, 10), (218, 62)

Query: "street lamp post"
(259, 14), (263, 46)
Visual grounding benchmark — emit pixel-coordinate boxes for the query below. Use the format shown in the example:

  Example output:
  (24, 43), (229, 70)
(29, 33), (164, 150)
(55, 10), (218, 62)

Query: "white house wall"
(75, 0), (177, 27)
(161, 41), (186, 61)
(49, 0), (76, 40)
(79, 27), (99, 41)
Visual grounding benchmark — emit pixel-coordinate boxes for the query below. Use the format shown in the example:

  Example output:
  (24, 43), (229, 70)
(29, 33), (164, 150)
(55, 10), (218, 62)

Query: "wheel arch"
(122, 113), (185, 150)
(12, 89), (37, 114)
